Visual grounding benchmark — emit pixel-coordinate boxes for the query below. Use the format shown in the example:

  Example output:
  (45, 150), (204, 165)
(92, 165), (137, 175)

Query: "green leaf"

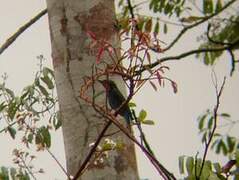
(235, 150), (239, 167)
(213, 162), (221, 173)
(42, 67), (54, 77)
(35, 126), (51, 148)
(10, 167), (17, 180)
(0, 102), (7, 112)
(204, 52), (210, 65)
(221, 140), (228, 155)
(102, 143), (114, 151)
(163, 23), (168, 34)
(207, 116), (214, 129)
(118, 0), (123, 7)
(211, 139), (220, 150)
(203, 0), (214, 14)
(7, 126), (16, 139)
(154, 21), (160, 35)
(37, 84), (49, 97)
(128, 102), (136, 107)
(227, 136), (235, 153)
(41, 76), (54, 89)
(142, 120), (155, 125)
(53, 112), (62, 130)
(178, 156), (185, 174)
(5, 88), (15, 98)
(27, 133), (33, 143)
(215, 0), (222, 12)
(202, 160), (212, 178)
(41, 127), (51, 148)
(145, 18), (152, 32)
(35, 132), (42, 145)
(149, 0), (154, 10)
(164, 2), (174, 15)
(208, 172), (221, 180)
(159, 0), (166, 12)
(180, 16), (204, 23)
(0, 166), (9, 180)
(216, 140), (222, 154)
(220, 113), (230, 118)
(198, 114), (207, 130)
(216, 140), (228, 155)
(186, 156), (194, 175)
(195, 158), (202, 176)
(201, 132), (207, 143)
(139, 109), (147, 121)
(137, 17), (145, 31)
(34, 78), (40, 86)
(8, 100), (18, 120)
(18, 169), (30, 180)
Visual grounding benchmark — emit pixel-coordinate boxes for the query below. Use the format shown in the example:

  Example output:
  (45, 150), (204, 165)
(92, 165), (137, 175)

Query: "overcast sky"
(0, 0), (239, 180)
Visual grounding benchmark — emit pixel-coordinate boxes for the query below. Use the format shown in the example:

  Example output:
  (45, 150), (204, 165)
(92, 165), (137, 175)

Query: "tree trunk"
(45, 0), (139, 179)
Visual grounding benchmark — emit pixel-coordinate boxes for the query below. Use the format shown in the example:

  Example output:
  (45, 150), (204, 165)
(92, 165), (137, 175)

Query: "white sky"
(0, 0), (239, 180)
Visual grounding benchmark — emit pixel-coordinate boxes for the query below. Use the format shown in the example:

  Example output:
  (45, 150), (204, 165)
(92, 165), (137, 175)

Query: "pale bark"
(45, 0), (139, 179)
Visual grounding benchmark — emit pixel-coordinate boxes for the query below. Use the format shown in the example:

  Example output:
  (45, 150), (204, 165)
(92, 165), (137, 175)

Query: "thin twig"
(46, 148), (71, 179)
(133, 110), (155, 156)
(197, 76), (226, 179)
(19, 154), (37, 180)
(126, 0), (135, 19)
(21, 121), (70, 179)
(73, 68), (113, 180)
(0, 9), (47, 55)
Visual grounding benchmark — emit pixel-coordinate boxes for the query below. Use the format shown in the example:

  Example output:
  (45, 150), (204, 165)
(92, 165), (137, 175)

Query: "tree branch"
(72, 121), (112, 180)
(126, 0), (135, 19)
(197, 76), (226, 179)
(79, 80), (176, 180)
(206, 24), (232, 46)
(163, 0), (237, 52)
(79, 96), (176, 180)
(0, 9), (47, 55)
(136, 39), (239, 74)
(206, 24), (237, 76)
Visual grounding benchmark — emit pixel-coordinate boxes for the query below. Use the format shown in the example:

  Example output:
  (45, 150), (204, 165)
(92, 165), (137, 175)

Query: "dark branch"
(228, 49), (236, 76)
(163, 0), (237, 52)
(0, 9), (47, 55)
(206, 24), (237, 76)
(206, 24), (232, 46)
(127, 0), (135, 19)
(79, 78), (176, 180)
(136, 39), (239, 74)
(197, 76), (226, 179)
(72, 121), (112, 180)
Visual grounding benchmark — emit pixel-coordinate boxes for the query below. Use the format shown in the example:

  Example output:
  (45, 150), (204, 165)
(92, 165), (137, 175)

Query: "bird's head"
(98, 80), (116, 91)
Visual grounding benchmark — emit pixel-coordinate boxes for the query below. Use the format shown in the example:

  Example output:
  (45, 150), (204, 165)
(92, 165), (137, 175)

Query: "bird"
(98, 80), (133, 125)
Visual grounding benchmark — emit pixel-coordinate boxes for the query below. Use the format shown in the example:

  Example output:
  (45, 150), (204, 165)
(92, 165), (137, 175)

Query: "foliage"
(183, 109), (239, 179)
(0, 166), (31, 180)
(149, 0), (186, 17)
(197, 15), (239, 66)
(198, 110), (239, 156)
(0, 56), (59, 178)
